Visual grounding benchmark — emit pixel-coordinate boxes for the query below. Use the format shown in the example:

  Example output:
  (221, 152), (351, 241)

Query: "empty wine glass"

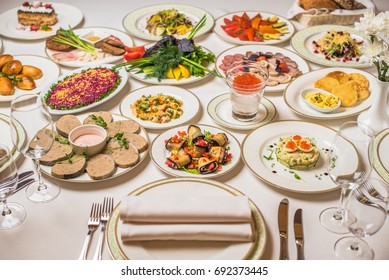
(334, 177), (388, 259)
(320, 121), (375, 234)
(10, 94), (60, 203)
(0, 143), (26, 230)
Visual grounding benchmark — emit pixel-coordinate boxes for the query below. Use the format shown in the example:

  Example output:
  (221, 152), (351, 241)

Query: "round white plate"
(213, 11), (294, 45)
(151, 124), (241, 178)
(0, 113), (26, 163)
(119, 85), (200, 130)
(107, 177), (266, 260)
(45, 27), (134, 68)
(371, 128), (389, 184)
(284, 68), (378, 120)
(207, 93), (276, 131)
(41, 64), (128, 115)
(40, 113), (149, 183)
(216, 45), (309, 93)
(291, 25), (369, 68)
(0, 55), (61, 103)
(242, 120), (358, 193)
(128, 45), (215, 85)
(122, 4), (214, 41)
(0, 3), (83, 40)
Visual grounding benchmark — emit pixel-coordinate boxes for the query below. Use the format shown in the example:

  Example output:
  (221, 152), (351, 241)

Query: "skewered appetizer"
(164, 125), (232, 174)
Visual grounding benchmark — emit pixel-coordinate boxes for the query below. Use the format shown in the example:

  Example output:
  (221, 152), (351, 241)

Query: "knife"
(294, 209), (304, 260)
(278, 198), (289, 260)
(14, 178), (35, 194)
(18, 170), (34, 182)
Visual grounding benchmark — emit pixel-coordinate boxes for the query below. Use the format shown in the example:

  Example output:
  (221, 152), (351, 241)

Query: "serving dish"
(370, 128), (389, 184)
(107, 177), (266, 260)
(122, 4), (214, 41)
(300, 88), (341, 113)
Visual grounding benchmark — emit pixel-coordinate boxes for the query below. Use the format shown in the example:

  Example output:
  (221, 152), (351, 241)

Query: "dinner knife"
(14, 178), (35, 194)
(278, 198), (289, 260)
(293, 208), (304, 260)
(18, 170), (34, 182)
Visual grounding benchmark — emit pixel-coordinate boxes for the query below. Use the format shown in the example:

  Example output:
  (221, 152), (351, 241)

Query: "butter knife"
(278, 198), (289, 260)
(294, 208), (304, 260)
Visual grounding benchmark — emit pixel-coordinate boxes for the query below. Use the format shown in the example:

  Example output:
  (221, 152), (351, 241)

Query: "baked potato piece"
(0, 76), (15, 96)
(14, 74), (36, 90)
(2, 60), (23, 76)
(21, 65), (43, 80)
(0, 54), (14, 69)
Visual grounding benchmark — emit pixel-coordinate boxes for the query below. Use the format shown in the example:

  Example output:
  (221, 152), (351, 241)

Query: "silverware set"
(14, 170), (35, 194)
(79, 197), (114, 260)
(278, 198), (305, 260)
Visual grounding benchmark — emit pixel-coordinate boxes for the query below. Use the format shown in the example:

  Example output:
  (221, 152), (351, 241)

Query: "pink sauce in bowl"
(68, 124), (107, 156)
(73, 134), (105, 146)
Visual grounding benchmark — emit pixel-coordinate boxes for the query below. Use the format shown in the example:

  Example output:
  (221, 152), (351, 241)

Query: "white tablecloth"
(0, 0), (388, 260)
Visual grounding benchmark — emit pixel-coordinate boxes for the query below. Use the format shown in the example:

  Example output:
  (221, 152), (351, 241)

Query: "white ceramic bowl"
(300, 88), (341, 113)
(80, 30), (109, 46)
(68, 125), (107, 156)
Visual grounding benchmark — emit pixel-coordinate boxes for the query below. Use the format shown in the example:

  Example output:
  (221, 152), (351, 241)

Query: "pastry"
(17, 1), (58, 27)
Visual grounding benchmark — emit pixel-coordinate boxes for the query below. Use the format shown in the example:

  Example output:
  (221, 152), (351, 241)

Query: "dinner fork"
(354, 188), (388, 215)
(363, 179), (385, 201)
(93, 197), (114, 260)
(78, 203), (101, 260)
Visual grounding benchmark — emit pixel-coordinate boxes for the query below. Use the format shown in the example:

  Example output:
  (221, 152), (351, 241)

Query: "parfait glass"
(319, 121), (375, 234)
(334, 177), (388, 259)
(0, 143), (26, 229)
(10, 94), (60, 203)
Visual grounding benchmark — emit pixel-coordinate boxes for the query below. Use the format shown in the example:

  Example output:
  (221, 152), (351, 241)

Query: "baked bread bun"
(299, 0), (340, 10)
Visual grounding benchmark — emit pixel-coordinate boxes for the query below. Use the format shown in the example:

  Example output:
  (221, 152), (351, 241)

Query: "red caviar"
(233, 73), (262, 86)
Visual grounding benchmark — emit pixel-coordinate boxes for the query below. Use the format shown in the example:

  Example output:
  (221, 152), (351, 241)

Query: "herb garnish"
(112, 132), (129, 149)
(90, 114), (107, 128)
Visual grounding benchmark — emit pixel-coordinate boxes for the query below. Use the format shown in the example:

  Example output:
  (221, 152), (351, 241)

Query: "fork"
(78, 203), (101, 260)
(93, 197), (114, 260)
(362, 179), (385, 201)
(354, 188), (388, 215)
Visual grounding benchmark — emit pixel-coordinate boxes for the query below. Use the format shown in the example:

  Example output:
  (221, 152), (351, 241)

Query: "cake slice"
(17, 1), (58, 27)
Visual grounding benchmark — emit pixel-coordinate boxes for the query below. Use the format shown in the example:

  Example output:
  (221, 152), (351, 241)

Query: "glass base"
(232, 111), (258, 122)
(319, 207), (349, 234)
(335, 236), (374, 260)
(0, 202), (26, 230)
(25, 181), (60, 203)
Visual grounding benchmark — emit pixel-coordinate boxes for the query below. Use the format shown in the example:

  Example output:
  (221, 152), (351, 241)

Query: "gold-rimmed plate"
(371, 128), (389, 184)
(107, 177), (266, 260)
(242, 120), (358, 193)
(40, 113), (149, 183)
(0, 55), (61, 103)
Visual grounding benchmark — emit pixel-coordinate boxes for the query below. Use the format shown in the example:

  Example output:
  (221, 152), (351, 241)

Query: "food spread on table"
(16, 1), (57, 32)
(146, 9), (194, 36)
(130, 94), (183, 124)
(164, 125), (232, 175)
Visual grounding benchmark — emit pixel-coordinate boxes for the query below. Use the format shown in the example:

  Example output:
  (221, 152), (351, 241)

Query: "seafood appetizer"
(164, 125), (232, 174)
(275, 135), (320, 170)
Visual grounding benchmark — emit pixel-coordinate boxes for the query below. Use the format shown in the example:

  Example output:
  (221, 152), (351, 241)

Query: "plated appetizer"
(164, 125), (232, 175)
(146, 9), (194, 37)
(16, 1), (57, 32)
(39, 112), (149, 181)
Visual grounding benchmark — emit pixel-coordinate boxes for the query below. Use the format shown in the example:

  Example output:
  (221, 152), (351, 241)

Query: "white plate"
(119, 85), (200, 130)
(284, 68), (378, 120)
(122, 4), (214, 41)
(216, 45), (309, 93)
(151, 124), (241, 178)
(0, 55), (61, 103)
(242, 120), (359, 193)
(371, 128), (389, 184)
(41, 64), (128, 115)
(107, 177), (266, 260)
(207, 93), (276, 131)
(0, 3), (83, 40)
(291, 25), (369, 68)
(40, 113), (149, 183)
(0, 113), (26, 163)
(213, 11), (294, 45)
(128, 45), (215, 85)
(45, 27), (134, 68)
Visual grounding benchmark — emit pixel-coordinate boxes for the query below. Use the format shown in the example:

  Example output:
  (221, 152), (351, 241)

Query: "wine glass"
(319, 121), (375, 233)
(10, 94), (60, 203)
(0, 142), (26, 230)
(334, 177), (388, 259)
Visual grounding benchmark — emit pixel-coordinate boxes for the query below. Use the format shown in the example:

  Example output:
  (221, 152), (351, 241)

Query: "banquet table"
(0, 0), (388, 260)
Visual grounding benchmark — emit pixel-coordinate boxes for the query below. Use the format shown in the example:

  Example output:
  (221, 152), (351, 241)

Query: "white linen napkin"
(119, 196), (254, 242)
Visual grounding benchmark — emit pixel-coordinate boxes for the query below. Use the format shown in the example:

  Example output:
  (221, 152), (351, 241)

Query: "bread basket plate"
(45, 27), (134, 68)
(107, 177), (266, 260)
(119, 85), (201, 130)
(0, 3), (83, 40)
(40, 112), (149, 183)
(213, 11), (295, 45)
(150, 124), (241, 178)
(122, 4), (214, 41)
(0, 55), (61, 103)
(291, 25), (370, 68)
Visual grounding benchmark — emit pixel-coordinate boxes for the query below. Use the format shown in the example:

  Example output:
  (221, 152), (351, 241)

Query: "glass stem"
(35, 159), (47, 192)
(334, 185), (348, 220)
(350, 238), (359, 251)
(1, 198), (11, 216)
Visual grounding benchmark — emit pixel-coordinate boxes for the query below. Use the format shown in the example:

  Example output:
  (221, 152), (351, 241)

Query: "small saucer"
(207, 93), (276, 131)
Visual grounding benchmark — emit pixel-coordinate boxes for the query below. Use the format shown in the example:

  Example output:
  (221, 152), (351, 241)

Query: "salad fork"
(78, 203), (101, 260)
(93, 197), (114, 260)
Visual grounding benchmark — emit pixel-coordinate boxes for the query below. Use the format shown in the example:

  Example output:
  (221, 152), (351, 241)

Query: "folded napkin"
(119, 196), (253, 242)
